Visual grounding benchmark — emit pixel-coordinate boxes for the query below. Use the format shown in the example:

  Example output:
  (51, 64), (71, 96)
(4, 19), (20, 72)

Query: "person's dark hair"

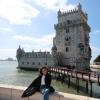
(39, 67), (48, 76)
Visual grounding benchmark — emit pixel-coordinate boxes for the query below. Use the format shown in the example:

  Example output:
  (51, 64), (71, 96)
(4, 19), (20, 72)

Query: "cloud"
(90, 30), (100, 35)
(0, 27), (12, 31)
(13, 33), (55, 51)
(90, 46), (100, 62)
(0, 0), (75, 24)
(94, 30), (100, 33)
(0, 0), (39, 24)
(13, 33), (55, 43)
(34, 0), (75, 11)
(90, 30), (100, 61)
(91, 46), (100, 52)
(14, 35), (34, 41)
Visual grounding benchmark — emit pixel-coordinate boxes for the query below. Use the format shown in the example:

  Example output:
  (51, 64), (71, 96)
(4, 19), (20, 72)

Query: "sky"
(0, 0), (100, 62)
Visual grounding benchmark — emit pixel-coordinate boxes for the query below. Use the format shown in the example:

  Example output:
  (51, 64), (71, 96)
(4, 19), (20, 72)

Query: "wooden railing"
(49, 66), (100, 97)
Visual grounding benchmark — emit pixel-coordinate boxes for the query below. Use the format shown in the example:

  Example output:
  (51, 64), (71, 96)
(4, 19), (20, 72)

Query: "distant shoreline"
(0, 60), (16, 61)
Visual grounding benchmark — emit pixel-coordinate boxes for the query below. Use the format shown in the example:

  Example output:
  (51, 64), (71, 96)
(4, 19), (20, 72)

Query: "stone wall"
(0, 84), (99, 100)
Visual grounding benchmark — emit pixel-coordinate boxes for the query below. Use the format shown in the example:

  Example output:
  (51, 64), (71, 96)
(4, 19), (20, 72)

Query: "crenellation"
(58, 8), (79, 18)
(20, 50), (52, 58)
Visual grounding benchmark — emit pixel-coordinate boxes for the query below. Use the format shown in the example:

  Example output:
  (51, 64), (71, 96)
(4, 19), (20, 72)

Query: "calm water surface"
(0, 61), (38, 86)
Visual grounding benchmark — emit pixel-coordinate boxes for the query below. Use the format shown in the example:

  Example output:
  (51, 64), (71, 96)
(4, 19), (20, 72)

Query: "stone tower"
(53, 3), (91, 70)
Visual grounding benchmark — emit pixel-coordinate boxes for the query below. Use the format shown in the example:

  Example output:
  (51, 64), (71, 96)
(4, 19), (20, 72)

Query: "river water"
(0, 61), (100, 98)
(0, 61), (38, 86)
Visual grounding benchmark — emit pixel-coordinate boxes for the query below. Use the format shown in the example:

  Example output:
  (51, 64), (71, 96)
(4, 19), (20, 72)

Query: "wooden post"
(82, 73), (84, 80)
(75, 72), (79, 92)
(55, 72), (56, 79)
(86, 81), (88, 93)
(97, 74), (100, 86)
(71, 70), (73, 77)
(76, 71), (78, 78)
(55, 68), (58, 80)
(76, 78), (79, 93)
(72, 69), (74, 78)
(90, 81), (93, 97)
(67, 70), (68, 77)
(89, 73), (91, 82)
(64, 69), (65, 75)
(68, 75), (70, 88)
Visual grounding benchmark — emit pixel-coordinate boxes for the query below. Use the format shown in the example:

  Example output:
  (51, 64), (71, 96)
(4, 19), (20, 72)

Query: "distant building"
(16, 3), (91, 70)
(6, 58), (14, 61)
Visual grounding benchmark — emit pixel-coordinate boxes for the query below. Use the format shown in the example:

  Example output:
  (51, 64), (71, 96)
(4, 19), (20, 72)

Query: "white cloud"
(90, 30), (100, 35)
(90, 46), (100, 62)
(14, 35), (34, 41)
(13, 33), (55, 51)
(94, 30), (100, 33)
(14, 33), (55, 43)
(91, 46), (100, 52)
(0, 0), (39, 24)
(34, 0), (75, 11)
(0, 27), (12, 31)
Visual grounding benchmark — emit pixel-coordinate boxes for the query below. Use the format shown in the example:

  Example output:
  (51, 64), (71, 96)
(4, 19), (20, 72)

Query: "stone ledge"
(0, 84), (99, 100)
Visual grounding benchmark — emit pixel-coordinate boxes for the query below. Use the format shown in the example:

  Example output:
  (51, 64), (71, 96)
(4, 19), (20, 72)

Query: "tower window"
(66, 28), (69, 33)
(65, 37), (70, 41)
(27, 62), (29, 64)
(66, 47), (69, 52)
(22, 62), (24, 64)
(67, 20), (70, 24)
(78, 43), (84, 51)
(32, 62), (35, 65)
(38, 62), (41, 65)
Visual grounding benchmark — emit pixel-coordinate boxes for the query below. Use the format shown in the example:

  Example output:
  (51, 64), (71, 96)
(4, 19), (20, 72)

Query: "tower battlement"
(58, 9), (78, 16)
(58, 3), (88, 22)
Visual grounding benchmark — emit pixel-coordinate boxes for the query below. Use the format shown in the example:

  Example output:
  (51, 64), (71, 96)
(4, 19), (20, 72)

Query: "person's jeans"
(40, 85), (49, 100)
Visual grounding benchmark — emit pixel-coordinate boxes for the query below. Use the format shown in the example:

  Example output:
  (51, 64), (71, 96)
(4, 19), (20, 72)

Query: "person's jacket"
(21, 74), (55, 98)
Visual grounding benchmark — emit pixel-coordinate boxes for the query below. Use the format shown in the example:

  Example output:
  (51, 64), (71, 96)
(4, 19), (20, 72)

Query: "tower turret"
(52, 37), (57, 56)
(58, 9), (61, 17)
(77, 3), (82, 10)
(51, 38), (58, 66)
(16, 46), (24, 62)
